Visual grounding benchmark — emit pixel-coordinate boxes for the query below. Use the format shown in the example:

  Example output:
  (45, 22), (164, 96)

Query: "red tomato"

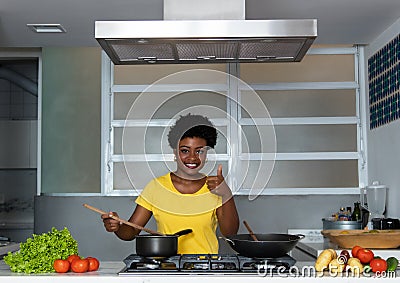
(67, 254), (81, 264)
(86, 257), (100, 272)
(351, 245), (363, 258)
(370, 258), (387, 273)
(356, 249), (374, 264)
(53, 259), (70, 273)
(70, 258), (89, 273)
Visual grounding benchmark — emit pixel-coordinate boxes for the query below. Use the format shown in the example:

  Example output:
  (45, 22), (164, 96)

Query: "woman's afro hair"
(167, 113), (217, 149)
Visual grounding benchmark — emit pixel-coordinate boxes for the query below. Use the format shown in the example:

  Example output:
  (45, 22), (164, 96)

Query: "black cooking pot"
(135, 229), (192, 257)
(222, 233), (305, 258)
(136, 235), (178, 257)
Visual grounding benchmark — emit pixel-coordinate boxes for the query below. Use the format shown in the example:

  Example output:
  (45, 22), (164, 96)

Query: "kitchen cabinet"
(104, 47), (366, 196)
(41, 47), (101, 194)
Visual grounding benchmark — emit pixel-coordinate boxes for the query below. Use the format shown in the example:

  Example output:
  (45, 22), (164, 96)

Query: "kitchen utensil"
(360, 181), (387, 219)
(172, 229), (193, 237)
(221, 233), (305, 258)
(83, 203), (163, 235)
(135, 228), (192, 257)
(135, 234), (178, 257)
(242, 220), (259, 241)
(83, 203), (193, 257)
(321, 229), (400, 249)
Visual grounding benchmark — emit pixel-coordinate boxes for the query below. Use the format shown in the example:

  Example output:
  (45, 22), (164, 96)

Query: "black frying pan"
(222, 233), (305, 258)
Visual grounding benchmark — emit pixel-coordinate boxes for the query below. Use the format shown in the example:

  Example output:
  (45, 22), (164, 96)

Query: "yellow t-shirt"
(135, 173), (222, 254)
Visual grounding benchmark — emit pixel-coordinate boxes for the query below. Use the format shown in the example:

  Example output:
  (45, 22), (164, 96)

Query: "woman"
(102, 113), (239, 254)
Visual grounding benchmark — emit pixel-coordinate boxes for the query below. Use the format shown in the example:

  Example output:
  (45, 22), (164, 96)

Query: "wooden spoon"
(243, 220), (259, 241)
(83, 203), (163, 236)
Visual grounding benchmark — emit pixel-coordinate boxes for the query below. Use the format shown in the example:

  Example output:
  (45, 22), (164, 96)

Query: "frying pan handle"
(218, 236), (235, 246)
(295, 234), (305, 240)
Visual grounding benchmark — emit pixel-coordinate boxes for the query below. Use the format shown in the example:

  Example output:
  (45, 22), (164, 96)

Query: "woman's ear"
(173, 149), (177, 162)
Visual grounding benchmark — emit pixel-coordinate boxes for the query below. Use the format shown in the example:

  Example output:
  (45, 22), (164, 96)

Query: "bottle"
(338, 207), (347, 221)
(361, 202), (370, 229)
(346, 206), (352, 220)
(351, 202), (361, 221)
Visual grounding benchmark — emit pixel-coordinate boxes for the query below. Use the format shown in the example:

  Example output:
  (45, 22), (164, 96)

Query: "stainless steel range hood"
(95, 1), (317, 65)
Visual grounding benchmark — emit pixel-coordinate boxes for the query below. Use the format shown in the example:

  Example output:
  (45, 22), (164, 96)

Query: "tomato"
(356, 249), (374, 264)
(53, 259), (70, 273)
(351, 245), (363, 258)
(67, 254), (81, 264)
(70, 258), (89, 273)
(370, 258), (387, 273)
(86, 257), (100, 272)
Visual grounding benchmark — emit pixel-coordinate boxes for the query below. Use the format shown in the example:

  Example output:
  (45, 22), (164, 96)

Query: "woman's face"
(174, 136), (208, 178)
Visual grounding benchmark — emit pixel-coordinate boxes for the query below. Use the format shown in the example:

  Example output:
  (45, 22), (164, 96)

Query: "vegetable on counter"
(351, 245), (362, 257)
(315, 246), (399, 275)
(87, 256), (100, 272)
(369, 258), (387, 273)
(347, 257), (364, 274)
(53, 259), (70, 273)
(70, 257), (89, 273)
(54, 254), (100, 273)
(3, 227), (79, 273)
(356, 248), (374, 264)
(386, 257), (399, 272)
(315, 248), (337, 271)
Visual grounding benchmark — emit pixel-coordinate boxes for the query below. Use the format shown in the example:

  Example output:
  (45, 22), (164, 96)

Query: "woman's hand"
(101, 212), (122, 232)
(209, 165), (239, 236)
(206, 164), (231, 197)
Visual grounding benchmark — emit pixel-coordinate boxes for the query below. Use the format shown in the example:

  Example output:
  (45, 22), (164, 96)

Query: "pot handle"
(218, 236), (235, 246)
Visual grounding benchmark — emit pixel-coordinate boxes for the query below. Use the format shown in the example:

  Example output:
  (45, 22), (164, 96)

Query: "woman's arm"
(207, 165), (239, 236)
(101, 204), (152, 241)
(216, 183), (239, 236)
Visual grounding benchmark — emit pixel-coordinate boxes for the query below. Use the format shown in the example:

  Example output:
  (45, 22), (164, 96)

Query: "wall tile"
(368, 33), (400, 129)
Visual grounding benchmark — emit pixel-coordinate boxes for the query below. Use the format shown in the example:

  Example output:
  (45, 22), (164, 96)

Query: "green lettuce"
(4, 227), (78, 273)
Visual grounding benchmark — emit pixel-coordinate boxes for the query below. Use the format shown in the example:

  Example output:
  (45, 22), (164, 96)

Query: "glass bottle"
(346, 206), (352, 220)
(338, 207), (347, 220)
(352, 202), (361, 221)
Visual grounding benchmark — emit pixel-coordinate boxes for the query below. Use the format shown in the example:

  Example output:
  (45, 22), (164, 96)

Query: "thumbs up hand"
(206, 164), (229, 196)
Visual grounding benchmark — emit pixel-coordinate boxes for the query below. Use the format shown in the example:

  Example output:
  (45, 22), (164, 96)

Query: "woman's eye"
(197, 149), (205, 154)
(180, 149), (189, 153)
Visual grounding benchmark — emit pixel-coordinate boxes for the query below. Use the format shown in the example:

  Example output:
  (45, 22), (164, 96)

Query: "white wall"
(365, 18), (400, 218)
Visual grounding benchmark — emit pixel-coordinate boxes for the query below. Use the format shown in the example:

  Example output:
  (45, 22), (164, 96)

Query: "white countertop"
(1, 260), (399, 282)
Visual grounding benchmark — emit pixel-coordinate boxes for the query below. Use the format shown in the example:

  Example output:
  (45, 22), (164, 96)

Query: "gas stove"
(119, 254), (296, 275)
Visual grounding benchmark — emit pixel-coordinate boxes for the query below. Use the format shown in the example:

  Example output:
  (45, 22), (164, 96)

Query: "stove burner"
(180, 254), (239, 272)
(238, 255), (296, 273)
(119, 254), (296, 274)
(122, 255), (179, 272)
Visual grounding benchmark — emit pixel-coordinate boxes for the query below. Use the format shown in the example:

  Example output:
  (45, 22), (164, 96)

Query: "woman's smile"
(175, 137), (208, 178)
(184, 162), (200, 169)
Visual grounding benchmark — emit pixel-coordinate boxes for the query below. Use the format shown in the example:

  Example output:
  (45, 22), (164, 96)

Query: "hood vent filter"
(96, 19), (317, 65)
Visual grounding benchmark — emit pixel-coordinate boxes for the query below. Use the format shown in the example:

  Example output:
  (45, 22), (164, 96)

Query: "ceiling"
(0, 0), (399, 48)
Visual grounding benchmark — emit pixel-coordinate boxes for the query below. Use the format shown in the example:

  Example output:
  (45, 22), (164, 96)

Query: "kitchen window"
(101, 46), (368, 196)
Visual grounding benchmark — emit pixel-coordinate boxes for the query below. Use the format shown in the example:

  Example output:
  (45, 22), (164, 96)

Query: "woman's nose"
(187, 151), (198, 160)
